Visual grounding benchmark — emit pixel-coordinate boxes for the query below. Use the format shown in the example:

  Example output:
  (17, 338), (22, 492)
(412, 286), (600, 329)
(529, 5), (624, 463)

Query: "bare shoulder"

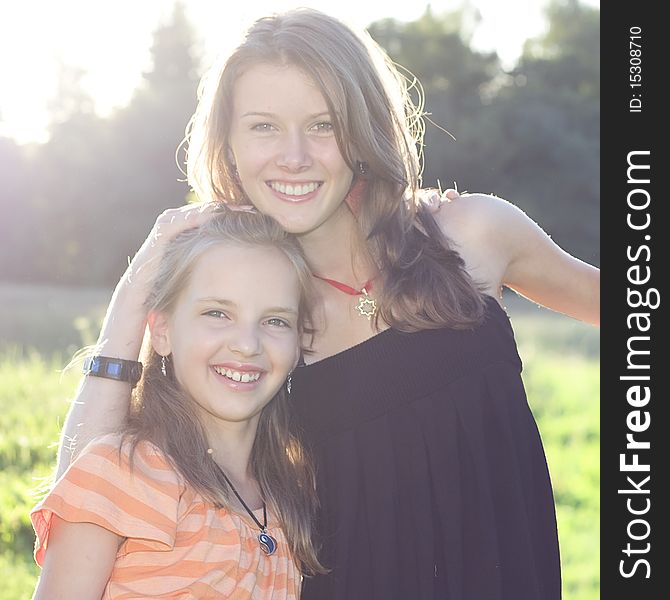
(435, 192), (523, 236)
(433, 193), (518, 295)
(434, 191), (600, 325)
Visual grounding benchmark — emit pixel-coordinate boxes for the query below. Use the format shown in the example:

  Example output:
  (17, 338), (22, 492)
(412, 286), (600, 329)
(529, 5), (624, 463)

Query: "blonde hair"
(187, 8), (485, 331)
(125, 208), (325, 575)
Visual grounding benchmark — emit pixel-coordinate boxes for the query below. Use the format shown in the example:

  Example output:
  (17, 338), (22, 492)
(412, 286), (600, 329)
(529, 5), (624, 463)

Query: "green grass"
(0, 352), (81, 596)
(0, 284), (600, 599)
(522, 355), (599, 600)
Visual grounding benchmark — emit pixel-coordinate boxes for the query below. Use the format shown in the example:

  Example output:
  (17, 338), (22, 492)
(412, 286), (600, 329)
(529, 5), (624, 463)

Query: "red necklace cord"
(312, 274), (374, 295)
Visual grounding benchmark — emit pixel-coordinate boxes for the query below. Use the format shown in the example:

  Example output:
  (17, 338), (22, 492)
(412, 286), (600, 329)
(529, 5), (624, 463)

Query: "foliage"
(1, 2), (199, 286)
(368, 0), (599, 265)
(476, 0), (600, 264)
(0, 352), (80, 595)
(368, 7), (500, 110)
(520, 355), (600, 600)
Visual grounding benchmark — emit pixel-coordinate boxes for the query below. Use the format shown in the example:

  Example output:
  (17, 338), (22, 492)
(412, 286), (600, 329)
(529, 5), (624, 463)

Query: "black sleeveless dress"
(291, 297), (561, 600)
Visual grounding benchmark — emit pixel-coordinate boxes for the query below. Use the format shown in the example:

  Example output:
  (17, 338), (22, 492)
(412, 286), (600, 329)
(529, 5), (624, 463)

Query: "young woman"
(54, 9), (599, 600)
(32, 209), (325, 599)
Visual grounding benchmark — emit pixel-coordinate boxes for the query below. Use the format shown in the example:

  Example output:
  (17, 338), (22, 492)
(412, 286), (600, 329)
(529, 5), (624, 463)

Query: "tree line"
(0, 0), (599, 287)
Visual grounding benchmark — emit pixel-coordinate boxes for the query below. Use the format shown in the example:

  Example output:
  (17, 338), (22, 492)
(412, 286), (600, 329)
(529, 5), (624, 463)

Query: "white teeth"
(213, 366), (260, 382)
(270, 181), (319, 196)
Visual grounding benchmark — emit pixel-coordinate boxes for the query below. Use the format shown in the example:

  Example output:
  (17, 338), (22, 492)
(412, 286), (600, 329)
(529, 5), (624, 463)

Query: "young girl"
(31, 209), (324, 599)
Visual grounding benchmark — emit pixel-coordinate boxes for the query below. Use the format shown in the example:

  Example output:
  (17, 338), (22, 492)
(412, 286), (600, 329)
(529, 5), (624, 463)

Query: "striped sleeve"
(31, 435), (182, 567)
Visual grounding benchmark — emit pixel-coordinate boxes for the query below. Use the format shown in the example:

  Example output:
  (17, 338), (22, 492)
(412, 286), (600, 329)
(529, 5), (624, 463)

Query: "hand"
(418, 187), (461, 213)
(124, 202), (220, 293)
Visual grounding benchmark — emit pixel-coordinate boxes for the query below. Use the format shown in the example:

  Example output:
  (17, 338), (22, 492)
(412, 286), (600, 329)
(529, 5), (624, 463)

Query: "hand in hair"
(125, 202), (221, 293)
(419, 187), (461, 213)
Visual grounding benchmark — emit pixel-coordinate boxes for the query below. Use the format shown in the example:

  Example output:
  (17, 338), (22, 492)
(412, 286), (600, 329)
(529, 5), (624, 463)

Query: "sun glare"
(0, 0), (599, 145)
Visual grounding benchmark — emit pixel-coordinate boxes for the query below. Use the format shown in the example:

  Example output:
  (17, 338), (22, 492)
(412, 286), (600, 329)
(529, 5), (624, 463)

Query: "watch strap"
(83, 356), (143, 388)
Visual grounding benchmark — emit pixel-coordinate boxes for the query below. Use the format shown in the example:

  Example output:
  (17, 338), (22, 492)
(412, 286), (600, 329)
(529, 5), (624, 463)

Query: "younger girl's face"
(152, 243), (301, 431)
(228, 62), (355, 237)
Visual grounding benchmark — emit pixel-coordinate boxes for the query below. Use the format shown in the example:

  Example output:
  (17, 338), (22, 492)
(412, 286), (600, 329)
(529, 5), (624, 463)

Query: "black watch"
(83, 356), (143, 388)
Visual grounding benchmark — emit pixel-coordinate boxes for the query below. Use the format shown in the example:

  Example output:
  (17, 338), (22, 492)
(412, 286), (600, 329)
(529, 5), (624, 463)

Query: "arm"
(57, 204), (217, 478)
(436, 193), (600, 326)
(32, 517), (121, 600)
(500, 202), (600, 326)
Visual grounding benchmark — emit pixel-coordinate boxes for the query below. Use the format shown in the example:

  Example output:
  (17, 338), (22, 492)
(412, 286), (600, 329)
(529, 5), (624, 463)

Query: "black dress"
(291, 297), (561, 600)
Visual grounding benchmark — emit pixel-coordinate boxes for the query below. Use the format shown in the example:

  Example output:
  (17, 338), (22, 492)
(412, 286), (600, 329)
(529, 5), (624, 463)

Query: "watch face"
(105, 361), (123, 378)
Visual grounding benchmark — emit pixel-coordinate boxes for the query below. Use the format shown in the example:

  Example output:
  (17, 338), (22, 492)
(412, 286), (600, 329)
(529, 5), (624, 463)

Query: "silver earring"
(357, 161), (368, 176)
(286, 373), (292, 395)
(161, 355), (168, 377)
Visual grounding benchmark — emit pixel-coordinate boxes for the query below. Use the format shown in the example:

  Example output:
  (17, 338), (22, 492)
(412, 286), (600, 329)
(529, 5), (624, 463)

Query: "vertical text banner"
(601, 4), (666, 598)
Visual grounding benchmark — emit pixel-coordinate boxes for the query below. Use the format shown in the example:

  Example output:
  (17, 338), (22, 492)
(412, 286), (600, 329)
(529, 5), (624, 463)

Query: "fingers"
(441, 188), (460, 201)
(151, 202), (220, 243)
(418, 187), (462, 213)
(119, 202), (229, 296)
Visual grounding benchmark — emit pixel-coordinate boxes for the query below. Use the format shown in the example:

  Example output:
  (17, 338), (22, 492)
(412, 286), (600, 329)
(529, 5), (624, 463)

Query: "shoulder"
(65, 433), (184, 500)
(432, 193), (523, 294)
(434, 192), (526, 239)
(33, 433), (183, 552)
(77, 434), (173, 471)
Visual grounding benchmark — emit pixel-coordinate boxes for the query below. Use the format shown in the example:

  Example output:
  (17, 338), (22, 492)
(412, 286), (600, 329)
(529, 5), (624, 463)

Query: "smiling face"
(150, 242), (301, 431)
(228, 63), (354, 236)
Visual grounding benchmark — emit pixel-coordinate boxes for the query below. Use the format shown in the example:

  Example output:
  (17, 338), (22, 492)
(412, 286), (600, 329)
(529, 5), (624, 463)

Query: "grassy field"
(0, 284), (599, 599)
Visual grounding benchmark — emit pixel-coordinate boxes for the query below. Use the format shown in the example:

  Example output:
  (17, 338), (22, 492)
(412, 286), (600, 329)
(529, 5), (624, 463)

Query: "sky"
(0, 0), (599, 145)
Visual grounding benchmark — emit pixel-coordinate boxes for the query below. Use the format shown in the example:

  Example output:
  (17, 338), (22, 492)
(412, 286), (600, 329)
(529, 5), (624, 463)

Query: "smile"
(268, 181), (321, 196)
(212, 366), (262, 383)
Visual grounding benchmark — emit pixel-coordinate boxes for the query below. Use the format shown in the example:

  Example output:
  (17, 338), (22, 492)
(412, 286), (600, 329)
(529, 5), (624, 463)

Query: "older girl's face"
(228, 63), (354, 236)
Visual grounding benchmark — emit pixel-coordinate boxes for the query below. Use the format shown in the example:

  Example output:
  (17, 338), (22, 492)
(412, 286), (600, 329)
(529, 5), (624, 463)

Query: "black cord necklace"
(215, 463), (278, 556)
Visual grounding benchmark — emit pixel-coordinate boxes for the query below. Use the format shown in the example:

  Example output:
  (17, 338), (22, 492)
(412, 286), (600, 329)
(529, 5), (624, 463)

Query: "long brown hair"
(187, 8), (485, 331)
(125, 208), (325, 575)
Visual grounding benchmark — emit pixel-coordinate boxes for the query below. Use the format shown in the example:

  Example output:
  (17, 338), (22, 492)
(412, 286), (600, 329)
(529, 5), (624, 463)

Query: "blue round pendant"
(259, 532), (278, 556)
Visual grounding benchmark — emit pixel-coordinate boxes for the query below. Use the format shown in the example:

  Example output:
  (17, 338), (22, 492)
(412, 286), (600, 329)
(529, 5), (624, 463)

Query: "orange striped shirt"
(31, 434), (301, 599)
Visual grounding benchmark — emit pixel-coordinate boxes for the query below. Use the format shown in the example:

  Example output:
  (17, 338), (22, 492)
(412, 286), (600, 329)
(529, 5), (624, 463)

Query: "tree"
(9, 1), (201, 286)
(368, 1), (599, 264)
(90, 0), (200, 284)
(0, 137), (34, 280)
(368, 7), (503, 199)
(472, 0), (600, 263)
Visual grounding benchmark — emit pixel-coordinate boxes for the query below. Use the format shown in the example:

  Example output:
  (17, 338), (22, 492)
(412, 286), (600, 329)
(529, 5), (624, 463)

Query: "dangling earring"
(161, 355), (168, 377)
(286, 373), (292, 395)
(356, 161), (368, 176)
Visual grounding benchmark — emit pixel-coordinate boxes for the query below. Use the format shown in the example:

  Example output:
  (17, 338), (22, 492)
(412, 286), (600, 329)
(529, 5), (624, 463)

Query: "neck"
(204, 418), (258, 485)
(297, 204), (376, 284)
